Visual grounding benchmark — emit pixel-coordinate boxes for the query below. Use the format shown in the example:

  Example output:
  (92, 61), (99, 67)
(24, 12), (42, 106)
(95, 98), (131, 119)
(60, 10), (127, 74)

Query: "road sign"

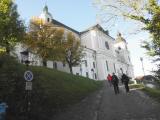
(24, 70), (33, 81)
(25, 82), (32, 90)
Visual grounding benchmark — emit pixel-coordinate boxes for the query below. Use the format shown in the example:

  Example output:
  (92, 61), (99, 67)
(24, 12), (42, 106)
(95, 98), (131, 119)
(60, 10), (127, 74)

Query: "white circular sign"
(24, 70), (34, 81)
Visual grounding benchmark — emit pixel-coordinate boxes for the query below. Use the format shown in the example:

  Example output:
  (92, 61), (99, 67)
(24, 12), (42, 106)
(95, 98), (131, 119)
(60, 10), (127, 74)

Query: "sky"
(15, 0), (156, 77)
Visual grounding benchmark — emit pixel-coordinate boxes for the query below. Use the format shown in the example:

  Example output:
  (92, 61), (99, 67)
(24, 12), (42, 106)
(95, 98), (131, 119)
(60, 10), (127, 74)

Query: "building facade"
(16, 6), (134, 80)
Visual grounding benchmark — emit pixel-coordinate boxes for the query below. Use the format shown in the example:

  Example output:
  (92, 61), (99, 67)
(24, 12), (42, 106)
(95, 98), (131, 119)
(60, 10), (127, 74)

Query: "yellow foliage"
(0, 47), (6, 54)
(31, 16), (45, 25)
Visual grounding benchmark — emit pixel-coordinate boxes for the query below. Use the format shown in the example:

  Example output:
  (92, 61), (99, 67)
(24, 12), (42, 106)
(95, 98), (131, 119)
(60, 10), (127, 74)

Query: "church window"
(95, 73), (97, 79)
(120, 68), (123, 73)
(118, 47), (121, 50)
(115, 50), (119, 54)
(128, 56), (130, 62)
(125, 45), (128, 50)
(80, 66), (82, 72)
(106, 60), (109, 71)
(53, 62), (57, 69)
(47, 18), (50, 22)
(85, 60), (87, 67)
(113, 63), (116, 73)
(93, 62), (95, 68)
(63, 62), (66, 67)
(86, 72), (89, 77)
(43, 61), (47, 67)
(105, 41), (109, 50)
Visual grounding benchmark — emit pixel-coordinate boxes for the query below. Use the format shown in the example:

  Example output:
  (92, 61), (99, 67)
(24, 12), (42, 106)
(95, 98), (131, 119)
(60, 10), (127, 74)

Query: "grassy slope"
(0, 55), (102, 120)
(31, 66), (102, 108)
(129, 84), (144, 89)
(142, 87), (160, 102)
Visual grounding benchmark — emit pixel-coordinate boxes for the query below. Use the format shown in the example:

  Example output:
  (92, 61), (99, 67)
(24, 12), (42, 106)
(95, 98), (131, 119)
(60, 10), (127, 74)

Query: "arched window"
(105, 41), (109, 49)
(47, 18), (50, 22)
(106, 60), (109, 71)
(113, 63), (116, 73)
(85, 60), (87, 67)
(95, 73), (97, 79)
(53, 62), (57, 69)
(118, 47), (121, 50)
(86, 72), (89, 77)
(93, 62), (95, 68)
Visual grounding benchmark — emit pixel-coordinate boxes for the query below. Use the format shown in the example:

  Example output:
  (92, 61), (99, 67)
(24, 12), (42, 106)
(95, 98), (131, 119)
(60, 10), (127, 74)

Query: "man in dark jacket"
(112, 73), (119, 94)
(121, 74), (130, 92)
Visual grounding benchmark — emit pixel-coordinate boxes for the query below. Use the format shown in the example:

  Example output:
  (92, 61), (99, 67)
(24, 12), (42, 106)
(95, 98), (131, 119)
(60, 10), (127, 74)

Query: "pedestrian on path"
(107, 74), (112, 86)
(0, 100), (8, 120)
(111, 73), (119, 94)
(121, 73), (130, 93)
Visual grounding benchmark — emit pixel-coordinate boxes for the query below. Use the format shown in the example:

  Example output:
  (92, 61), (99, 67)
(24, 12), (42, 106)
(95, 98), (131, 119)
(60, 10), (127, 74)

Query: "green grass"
(0, 55), (102, 120)
(128, 80), (135, 84)
(31, 66), (102, 107)
(142, 87), (160, 103)
(129, 84), (144, 89)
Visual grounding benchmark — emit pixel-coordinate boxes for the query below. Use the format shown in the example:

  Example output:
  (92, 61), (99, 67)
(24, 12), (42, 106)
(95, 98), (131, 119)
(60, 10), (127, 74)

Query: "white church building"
(16, 6), (134, 80)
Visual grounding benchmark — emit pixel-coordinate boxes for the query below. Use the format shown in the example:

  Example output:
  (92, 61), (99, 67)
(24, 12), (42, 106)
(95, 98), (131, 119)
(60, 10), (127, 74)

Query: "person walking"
(107, 74), (112, 86)
(121, 73), (130, 92)
(112, 73), (119, 94)
(0, 100), (8, 120)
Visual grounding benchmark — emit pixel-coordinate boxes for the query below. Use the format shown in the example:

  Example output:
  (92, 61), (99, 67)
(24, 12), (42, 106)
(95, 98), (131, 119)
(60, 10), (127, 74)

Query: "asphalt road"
(53, 81), (160, 120)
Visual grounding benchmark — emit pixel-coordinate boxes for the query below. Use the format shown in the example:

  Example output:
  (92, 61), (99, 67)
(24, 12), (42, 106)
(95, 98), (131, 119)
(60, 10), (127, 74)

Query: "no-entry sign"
(24, 70), (33, 81)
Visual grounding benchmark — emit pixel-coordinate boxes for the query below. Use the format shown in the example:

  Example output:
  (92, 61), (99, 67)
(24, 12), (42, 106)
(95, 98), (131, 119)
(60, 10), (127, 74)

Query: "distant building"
(15, 5), (134, 80)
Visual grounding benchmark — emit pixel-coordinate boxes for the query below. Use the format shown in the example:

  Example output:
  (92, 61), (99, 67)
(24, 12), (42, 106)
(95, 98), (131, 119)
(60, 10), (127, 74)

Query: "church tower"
(115, 32), (128, 50)
(114, 32), (133, 76)
(39, 5), (53, 23)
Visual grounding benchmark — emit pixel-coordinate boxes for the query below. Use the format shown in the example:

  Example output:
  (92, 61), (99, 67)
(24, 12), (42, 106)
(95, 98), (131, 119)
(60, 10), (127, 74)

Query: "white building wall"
(79, 27), (134, 80)
(14, 6), (134, 81)
(81, 32), (92, 49)
(114, 41), (134, 78)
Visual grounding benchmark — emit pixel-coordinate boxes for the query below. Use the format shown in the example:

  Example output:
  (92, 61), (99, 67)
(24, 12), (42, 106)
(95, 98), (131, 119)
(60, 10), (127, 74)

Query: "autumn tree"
(0, 0), (25, 54)
(25, 21), (65, 66)
(94, 0), (160, 76)
(63, 32), (84, 74)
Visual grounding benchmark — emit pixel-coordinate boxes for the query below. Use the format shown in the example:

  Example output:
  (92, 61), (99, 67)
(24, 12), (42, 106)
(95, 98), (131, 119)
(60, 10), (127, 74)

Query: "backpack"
(112, 75), (118, 84)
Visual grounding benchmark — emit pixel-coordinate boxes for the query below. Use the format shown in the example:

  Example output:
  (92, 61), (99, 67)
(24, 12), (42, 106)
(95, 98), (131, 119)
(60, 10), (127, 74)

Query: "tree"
(25, 21), (65, 66)
(0, 0), (25, 54)
(94, 0), (160, 76)
(63, 32), (84, 74)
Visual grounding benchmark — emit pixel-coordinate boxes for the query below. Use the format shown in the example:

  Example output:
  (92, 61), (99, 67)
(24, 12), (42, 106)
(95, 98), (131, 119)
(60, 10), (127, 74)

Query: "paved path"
(53, 81), (160, 120)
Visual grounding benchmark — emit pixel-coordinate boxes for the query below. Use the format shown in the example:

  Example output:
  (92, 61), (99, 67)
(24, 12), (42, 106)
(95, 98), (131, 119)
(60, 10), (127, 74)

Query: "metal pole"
(26, 65), (31, 120)
(25, 54), (31, 120)
(140, 57), (145, 76)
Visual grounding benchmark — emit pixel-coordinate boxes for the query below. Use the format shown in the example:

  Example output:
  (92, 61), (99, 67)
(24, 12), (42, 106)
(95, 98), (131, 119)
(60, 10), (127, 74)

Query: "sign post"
(24, 70), (33, 90)
(24, 70), (33, 119)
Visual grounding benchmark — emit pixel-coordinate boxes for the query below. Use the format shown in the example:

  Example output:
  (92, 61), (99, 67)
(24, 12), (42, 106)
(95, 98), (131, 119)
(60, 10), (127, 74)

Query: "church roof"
(39, 5), (115, 39)
(52, 19), (80, 35)
(80, 24), (115, 40)
(51, 20), (115, 41)
(43, 5), (48, 13)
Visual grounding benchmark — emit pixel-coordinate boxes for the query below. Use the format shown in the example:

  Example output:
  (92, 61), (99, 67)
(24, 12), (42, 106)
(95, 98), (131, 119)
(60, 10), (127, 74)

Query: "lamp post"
(140, 57), (145, 76)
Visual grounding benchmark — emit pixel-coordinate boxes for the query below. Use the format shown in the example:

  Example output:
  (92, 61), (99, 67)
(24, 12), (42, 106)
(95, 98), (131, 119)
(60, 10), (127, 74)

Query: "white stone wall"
(72, 48), (97, 80)
(114, 41), (134, 78)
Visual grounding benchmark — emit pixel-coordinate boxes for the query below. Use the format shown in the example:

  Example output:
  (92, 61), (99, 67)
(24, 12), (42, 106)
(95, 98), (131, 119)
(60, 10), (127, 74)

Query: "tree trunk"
(69, 64), (73, 74)
(6, 46), (10, 55)
(43, 59), (47, 67)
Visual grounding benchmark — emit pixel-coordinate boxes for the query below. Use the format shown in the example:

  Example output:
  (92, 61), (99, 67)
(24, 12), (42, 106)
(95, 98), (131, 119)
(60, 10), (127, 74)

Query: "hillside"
(0, 55), (102, 120)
